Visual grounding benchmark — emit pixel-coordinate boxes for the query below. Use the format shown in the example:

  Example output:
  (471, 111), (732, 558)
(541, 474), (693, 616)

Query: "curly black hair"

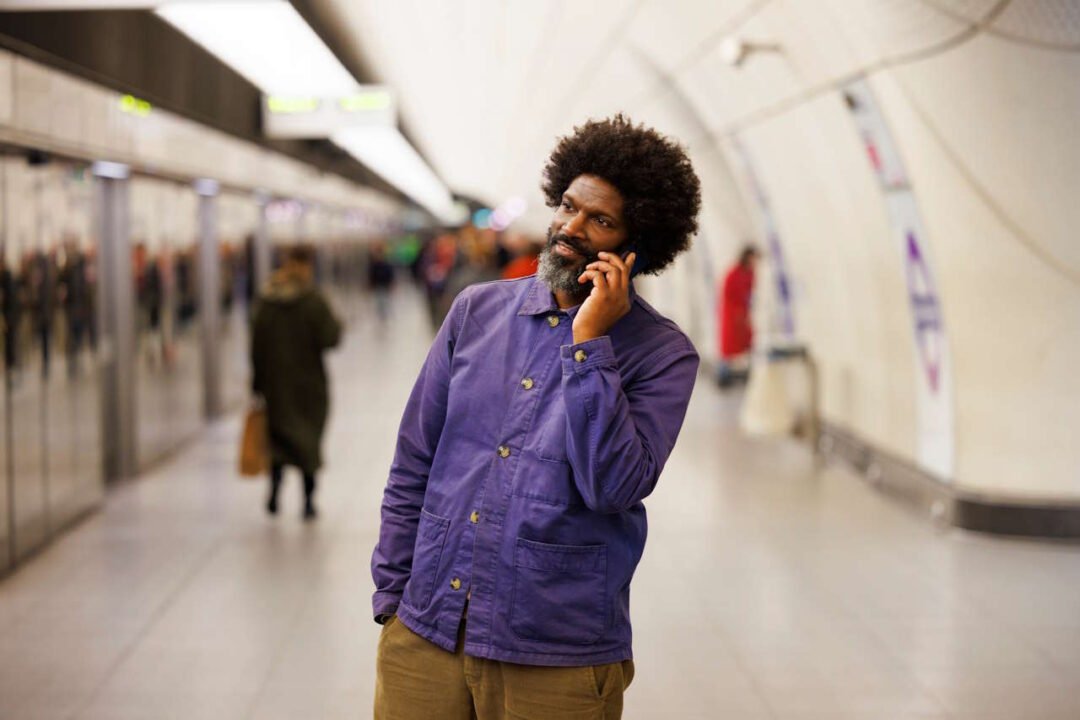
(541, 114), (702, 276)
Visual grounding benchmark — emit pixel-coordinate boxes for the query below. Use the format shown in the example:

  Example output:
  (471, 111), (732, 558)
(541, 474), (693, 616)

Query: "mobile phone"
(623, 242), (647, 279)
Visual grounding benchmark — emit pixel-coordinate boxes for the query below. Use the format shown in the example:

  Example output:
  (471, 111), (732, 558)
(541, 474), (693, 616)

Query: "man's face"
(538, 174), (629, 298)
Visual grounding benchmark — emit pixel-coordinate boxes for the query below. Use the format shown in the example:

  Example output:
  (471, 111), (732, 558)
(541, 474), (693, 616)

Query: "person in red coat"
(717, 245), (759, 387)
(500, 241), (541, 280)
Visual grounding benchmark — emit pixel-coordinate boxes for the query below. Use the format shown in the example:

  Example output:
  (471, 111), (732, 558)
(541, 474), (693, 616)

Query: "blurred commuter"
(371, 115), (701, 719)
(367, 240), (395, 323)
(57, 237), (91, 376)
(419, 232), (458, 329)
(499, 233), (542, 280)
(0, 257), (15, 372)
(437, 225), (501, 321)
(250, 245), (342, 520)
(717, 245), (759, 388)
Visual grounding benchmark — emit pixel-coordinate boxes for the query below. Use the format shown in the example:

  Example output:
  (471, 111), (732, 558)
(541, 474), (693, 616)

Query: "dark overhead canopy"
(0, 8), (410, 203)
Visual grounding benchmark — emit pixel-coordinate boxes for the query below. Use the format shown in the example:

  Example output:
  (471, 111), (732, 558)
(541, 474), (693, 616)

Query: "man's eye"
(596, 218), (609, 227)
(561, 200), (572, 210)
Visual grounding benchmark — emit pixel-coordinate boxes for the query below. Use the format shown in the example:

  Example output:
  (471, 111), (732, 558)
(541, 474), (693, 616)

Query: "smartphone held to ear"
(623, 243), (647, 278)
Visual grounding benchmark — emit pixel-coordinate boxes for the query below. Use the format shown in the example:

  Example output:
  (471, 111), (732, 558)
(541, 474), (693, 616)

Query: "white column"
(195, 178), (222, 420)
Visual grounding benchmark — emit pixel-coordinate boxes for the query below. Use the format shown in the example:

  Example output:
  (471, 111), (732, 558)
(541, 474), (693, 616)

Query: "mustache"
(547, 232), (598, 263)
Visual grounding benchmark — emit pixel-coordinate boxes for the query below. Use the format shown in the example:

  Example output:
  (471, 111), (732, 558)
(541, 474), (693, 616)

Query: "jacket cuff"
(373, 591), (401, 623)
(561, 336), (616, 375)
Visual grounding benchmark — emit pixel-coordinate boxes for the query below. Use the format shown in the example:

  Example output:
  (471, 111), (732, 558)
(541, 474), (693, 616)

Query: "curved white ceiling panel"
(890, 33), (1080, 280)
(317, 0), (1072, 236)
(621, 0), (768, 76)
(921, 0), (1002, 23)
(823, 0), (969, 64)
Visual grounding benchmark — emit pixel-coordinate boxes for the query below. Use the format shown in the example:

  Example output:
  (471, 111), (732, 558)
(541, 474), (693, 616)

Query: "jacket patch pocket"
(510, 538), (608, 645)
(532, 395), (569, 464)
(402, 508), (451, 611)
(511, 458), (584, 507)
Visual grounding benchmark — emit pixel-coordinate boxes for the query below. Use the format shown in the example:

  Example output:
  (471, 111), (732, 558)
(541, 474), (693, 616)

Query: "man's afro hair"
(541, 114), (702, 276)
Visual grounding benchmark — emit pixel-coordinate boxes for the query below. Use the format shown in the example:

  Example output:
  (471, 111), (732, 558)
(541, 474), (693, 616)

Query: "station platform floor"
(1, 289), (1078, 720)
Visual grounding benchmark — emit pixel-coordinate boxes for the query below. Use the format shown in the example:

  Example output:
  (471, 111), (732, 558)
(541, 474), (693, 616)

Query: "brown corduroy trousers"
(374, 615), (634, 720)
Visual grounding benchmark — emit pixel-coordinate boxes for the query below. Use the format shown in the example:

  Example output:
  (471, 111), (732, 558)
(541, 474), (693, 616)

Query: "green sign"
(119, 94), (152, 117)
(266, 96), (321, 114)
(339, 91), (392, 112)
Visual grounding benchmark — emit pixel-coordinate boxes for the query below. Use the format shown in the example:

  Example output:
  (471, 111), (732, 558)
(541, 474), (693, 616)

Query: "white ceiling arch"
(316, 0), (1023, 232)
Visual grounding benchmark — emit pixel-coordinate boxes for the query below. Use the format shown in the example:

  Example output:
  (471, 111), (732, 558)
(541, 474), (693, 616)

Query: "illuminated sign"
(262, 86), (396, 139)
(472, 208), (492, 229)
(339, 91), (392, 112)
(267, 96), (320, 114)
(119, 94), (152, 117)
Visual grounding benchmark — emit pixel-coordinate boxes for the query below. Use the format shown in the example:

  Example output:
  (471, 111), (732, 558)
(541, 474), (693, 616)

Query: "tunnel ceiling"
(307, 0), (1077, 231)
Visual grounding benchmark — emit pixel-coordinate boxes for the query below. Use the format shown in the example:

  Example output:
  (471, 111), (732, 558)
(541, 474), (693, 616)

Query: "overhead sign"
(119, 94), (152, 117)
(262, 87), (395, 139)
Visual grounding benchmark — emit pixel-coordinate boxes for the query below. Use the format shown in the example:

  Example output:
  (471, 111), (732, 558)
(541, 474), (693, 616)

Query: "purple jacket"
(371, 276), (698, 666)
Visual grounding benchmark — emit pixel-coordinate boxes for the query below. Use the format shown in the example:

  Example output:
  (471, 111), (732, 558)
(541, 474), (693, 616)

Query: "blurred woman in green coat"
(251, 245), (342, 519)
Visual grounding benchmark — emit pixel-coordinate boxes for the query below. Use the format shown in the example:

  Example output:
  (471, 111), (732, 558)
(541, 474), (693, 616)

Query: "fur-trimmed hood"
(261, 267), (312, 303)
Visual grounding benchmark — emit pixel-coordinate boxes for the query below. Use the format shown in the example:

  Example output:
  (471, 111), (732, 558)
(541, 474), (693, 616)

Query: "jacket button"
(574, 349), (588, 363)
(520, 377), (534, 390)
(547, 316), (560, 328)
(497, 445), (510, 458)
(450, 578), (462, 591)
(469, 510), (480, 524)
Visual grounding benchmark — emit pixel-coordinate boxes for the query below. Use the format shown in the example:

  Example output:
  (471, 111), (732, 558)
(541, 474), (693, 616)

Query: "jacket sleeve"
(249, 301), (265, 396)
(370, 292), (465, 620)
(313, 293), (343, 350)
(560, 334), (699, 514)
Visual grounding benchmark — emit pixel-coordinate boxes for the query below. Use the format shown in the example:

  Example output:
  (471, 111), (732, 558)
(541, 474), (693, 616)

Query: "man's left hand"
(573, 251), (636, 345)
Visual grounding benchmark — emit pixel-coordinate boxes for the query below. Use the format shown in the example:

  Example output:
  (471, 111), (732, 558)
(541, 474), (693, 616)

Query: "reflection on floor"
(1, 289), (1078, 720)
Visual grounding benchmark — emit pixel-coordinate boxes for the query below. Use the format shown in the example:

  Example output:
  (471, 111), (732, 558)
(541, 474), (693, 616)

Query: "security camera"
(720, 36), (783, 68)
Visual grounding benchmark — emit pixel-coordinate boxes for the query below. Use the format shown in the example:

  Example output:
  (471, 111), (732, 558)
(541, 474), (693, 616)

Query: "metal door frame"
(94, 161), (136, 482)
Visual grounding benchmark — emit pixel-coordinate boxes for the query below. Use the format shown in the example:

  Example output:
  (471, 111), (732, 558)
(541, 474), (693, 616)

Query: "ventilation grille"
(992, 0), (1080, 49)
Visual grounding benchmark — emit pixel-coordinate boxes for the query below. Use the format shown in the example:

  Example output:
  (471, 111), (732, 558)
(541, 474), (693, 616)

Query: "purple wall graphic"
(844, 77), (954, 479)
(732, 138), (795, 338)
(905, 231), (943, 394)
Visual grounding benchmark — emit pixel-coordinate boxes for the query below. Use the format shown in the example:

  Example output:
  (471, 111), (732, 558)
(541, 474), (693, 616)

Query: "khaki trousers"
(374, 615), (634, 720)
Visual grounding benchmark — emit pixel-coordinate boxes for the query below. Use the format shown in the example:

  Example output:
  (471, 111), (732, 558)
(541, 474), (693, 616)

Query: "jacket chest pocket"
(510, 538), (608, 645)
(530, 394), (569, 464)
(403, 508), (450, 611)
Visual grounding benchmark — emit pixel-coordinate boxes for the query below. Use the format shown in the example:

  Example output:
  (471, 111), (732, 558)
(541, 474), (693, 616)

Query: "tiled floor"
(1, 290), (1078, 719)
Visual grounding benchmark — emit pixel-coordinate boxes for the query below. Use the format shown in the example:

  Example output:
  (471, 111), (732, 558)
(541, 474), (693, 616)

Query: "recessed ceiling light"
(333, 127), (464, 225)
(157, 1), (358, 97)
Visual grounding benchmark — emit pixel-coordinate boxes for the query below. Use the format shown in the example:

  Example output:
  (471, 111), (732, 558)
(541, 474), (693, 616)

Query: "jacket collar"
(516, 275), (637, 317)
(517, 276), (559, 316)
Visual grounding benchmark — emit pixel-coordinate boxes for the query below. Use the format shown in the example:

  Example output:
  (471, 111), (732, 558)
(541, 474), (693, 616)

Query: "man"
(251, 244), (342, 519)
(371, 115), (701, 718)
(717, 245), (759, 388)
(367, 240), (395, 324)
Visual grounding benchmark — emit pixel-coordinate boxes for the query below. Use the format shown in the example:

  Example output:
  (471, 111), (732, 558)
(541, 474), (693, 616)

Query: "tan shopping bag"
(239, 404), (269, 477)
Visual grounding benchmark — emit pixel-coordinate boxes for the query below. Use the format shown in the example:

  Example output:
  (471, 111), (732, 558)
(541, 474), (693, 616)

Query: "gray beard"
(537, 246), (591, 302)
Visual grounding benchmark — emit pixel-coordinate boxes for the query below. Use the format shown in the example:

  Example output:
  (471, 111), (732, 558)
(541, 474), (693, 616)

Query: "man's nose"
(562, 210), (586, 239)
